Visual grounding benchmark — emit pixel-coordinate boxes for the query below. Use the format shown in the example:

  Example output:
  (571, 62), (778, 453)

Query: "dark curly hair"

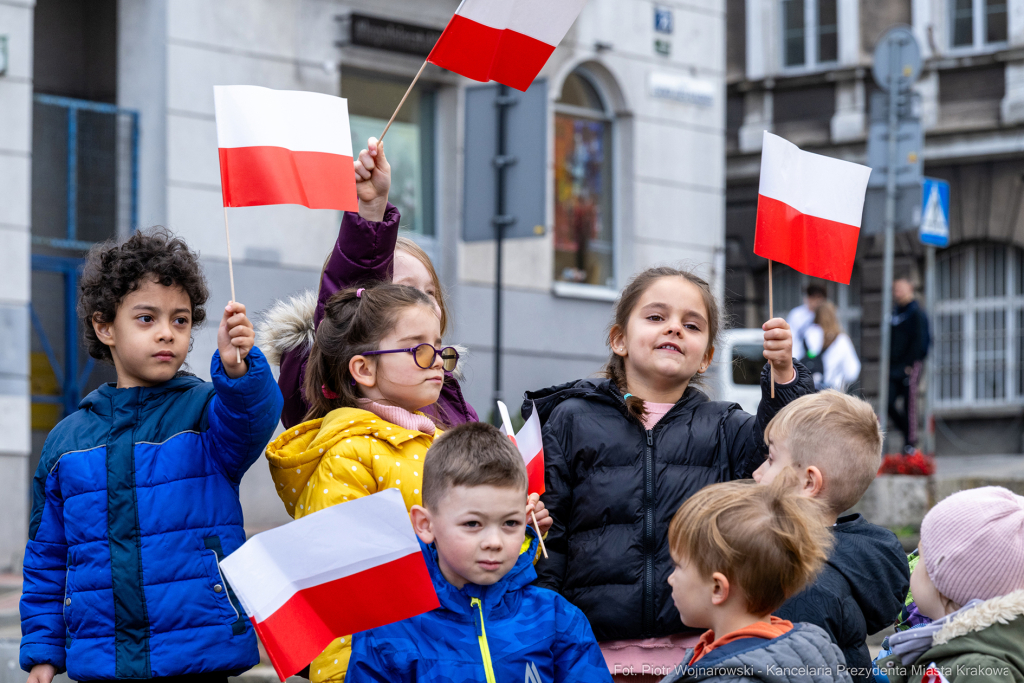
(79, 228), (209, 362)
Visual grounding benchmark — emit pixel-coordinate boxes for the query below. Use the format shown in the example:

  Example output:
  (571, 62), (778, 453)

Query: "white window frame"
(933, 243), (1024, 413)
(780, 0), (839, 73)
(947, 0), (1009, 54)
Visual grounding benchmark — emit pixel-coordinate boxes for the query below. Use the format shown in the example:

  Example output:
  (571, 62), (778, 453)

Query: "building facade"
(0, 0), (726, 567)
(726, 0), (1024, 455)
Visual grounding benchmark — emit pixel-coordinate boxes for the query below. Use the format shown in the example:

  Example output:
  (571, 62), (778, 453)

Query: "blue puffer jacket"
(346, 530), (612, 683)
(20, 348), (283, 680)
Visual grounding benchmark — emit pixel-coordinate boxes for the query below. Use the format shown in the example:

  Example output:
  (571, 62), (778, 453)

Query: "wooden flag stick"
(223, 206), (242, 365)
(531, 509), (549, 559)
(379, 60), (429, 143)
(769, 259), (775, 399)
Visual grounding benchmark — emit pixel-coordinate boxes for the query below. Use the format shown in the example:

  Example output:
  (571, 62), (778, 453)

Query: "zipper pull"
(646, 430), (653, 446)
(471, 597), (483, 637)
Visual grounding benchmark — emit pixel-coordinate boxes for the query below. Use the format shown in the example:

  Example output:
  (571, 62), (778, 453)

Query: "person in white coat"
(800, 302), (861, 392)
(787, 283), (827, 359)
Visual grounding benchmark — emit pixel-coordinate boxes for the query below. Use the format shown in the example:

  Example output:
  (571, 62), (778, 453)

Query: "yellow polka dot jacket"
(265, 406), (438, 682)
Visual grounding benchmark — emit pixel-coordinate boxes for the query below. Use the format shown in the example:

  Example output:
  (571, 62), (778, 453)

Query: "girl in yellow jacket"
(266, 283), (548, 683)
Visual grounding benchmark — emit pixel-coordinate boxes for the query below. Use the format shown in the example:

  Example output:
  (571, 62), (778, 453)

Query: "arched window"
(553, 70), (615, 289)
(934, 242), (1024, 408)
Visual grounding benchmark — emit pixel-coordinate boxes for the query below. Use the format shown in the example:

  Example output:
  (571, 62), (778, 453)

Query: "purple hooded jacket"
(277, 204), (478, 429)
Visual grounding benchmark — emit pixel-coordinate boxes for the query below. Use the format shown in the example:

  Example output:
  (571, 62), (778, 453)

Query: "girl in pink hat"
(876, 486), (1024, 683)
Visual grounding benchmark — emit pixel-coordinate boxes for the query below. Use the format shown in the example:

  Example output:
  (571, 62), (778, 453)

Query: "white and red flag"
(219, 489), (438, 681)
(754, 131), (872, 285)
(214, 85), (358, 211)
(497, 400), (545, 496)
(427, 0), (589, 92)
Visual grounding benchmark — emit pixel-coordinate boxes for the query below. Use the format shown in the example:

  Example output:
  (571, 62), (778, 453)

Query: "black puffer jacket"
(775, 514), (910, 683)
(522, 362), (814, 642)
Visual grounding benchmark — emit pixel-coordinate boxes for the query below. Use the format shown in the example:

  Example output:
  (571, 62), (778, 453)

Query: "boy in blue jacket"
(346, 422), (610, 683)
(20, 230), (283, 683)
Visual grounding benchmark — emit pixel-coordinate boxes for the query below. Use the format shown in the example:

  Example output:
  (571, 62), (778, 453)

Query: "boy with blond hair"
(662, 477), (850, 682)
(754, 390), (910, 683)
(346, 422), (610, 683)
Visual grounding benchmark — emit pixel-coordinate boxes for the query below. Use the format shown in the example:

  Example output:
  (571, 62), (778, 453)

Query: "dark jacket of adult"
(776, 514), (910, 683)
(267, 204), (477, 429)
(890, 300), (930, 380)
(521, 362), (815, 643)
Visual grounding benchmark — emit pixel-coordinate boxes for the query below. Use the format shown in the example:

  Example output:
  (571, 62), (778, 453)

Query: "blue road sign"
(655, 7), (673, 33)
(919, 177), (950, 247)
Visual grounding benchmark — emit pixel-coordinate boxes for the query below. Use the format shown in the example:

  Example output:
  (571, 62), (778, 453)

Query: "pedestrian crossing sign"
(919, 177), (950, 247)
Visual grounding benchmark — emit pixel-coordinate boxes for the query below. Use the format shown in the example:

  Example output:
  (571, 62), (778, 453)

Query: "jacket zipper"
(470, 597), (497, 683)
(642, 428), (655, 636)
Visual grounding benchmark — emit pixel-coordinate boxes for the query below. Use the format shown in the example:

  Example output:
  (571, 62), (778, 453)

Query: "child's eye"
(647, 315), (663, 322)
(685, 323), (701, 331)
(504, 520), (520, 528)
(463, 521), (480, 528)
(139, 315), (153, 323)
(174, 317), (189, 325)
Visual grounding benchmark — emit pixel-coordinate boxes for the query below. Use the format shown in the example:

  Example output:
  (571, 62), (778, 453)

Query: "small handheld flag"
(497, 401), (548, 558)
(754, 131), (872, 285)
(214, 85), (358, 212)
(427, 0), (589, 92)
(219, 490), (439, 681)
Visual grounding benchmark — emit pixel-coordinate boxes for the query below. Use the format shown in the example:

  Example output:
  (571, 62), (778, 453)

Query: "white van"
(708, 328), (766, 415)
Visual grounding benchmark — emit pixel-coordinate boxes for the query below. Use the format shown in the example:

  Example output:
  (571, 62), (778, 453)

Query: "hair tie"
(623, 393), (633, 400)
(356, 288), (365, 298)
(321, 384), (339, 399)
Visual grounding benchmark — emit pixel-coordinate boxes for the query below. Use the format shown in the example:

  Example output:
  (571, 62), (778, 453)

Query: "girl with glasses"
(259, 137), (477, 431)
(264, 282), (550, 683)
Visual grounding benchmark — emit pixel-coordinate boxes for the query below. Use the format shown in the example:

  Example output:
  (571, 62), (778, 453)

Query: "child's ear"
(609, 325), (627, 358)
(700, 345), (716, 373)
(92, 313), (115, 348)
(349, 355), (376, 389)
(710, 571), (731, 606)
(803, 465), (824, 498)
(409, 505), (435, 545)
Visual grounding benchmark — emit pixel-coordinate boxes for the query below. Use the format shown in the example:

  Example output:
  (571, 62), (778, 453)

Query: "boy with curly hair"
(19, 230), (283, 683)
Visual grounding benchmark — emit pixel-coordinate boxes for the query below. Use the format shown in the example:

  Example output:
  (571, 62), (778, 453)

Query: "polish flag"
(427, 0), (589, 92)
(219, 489), (438, 681)
(754, 132), (872, 285)
(497, 401), (545, 495)
(214, 85), (358, 212)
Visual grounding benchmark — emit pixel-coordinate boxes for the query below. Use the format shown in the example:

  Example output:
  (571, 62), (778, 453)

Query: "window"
(950, 0), (1007, 49)
(782, 0), (838, 69)
(342, 70), (436, 236)
(553, 71), (615, 288)
(934, 243), (1024, 410)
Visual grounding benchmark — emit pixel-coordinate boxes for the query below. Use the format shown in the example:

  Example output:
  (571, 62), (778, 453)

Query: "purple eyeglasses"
(363, 343), (459, 372)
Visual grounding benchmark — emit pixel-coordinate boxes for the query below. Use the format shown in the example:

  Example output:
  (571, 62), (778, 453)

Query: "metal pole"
(877, 39), (901, 441)
(923, 244), (936, 452)
(492, 85), (517, 421)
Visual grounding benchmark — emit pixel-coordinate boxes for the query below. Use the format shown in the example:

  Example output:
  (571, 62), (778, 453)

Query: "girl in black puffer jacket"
(522, 267), (814, 680)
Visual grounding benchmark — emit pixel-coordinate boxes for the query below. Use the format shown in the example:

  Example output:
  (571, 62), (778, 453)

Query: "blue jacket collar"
(420, 527), (539, 615)
(81, 373), (205, 415)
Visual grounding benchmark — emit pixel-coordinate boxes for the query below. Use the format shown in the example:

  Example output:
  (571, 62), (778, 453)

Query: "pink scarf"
(356, 399), (436, 436)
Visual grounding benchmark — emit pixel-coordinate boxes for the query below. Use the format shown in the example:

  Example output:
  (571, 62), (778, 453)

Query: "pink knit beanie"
(920, 486), (1024, 606)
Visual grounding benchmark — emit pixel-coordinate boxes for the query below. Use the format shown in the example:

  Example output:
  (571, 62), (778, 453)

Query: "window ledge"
(552, 281), (619, 302)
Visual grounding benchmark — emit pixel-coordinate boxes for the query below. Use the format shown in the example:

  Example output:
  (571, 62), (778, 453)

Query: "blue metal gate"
(30, 94), (139, 420)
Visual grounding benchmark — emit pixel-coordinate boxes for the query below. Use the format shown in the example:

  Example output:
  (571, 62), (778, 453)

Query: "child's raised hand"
(218, 301), (254, 379)
(527, 493), (553, 535)
(762, 317), (796, 384)
(353, 137), (391, 222)
(27, 664), (55, 683)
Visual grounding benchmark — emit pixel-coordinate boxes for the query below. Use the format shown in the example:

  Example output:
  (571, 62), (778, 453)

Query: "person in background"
(788, 283), (827, 359)
(801, 302), (861, 392)
(889, 278), (930, 453)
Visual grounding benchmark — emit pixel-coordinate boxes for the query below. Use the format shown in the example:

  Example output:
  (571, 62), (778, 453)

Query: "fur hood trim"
(255, 289), (468, 380)
(256, 290), (317, 366)
(933, 589), (1024, 646)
